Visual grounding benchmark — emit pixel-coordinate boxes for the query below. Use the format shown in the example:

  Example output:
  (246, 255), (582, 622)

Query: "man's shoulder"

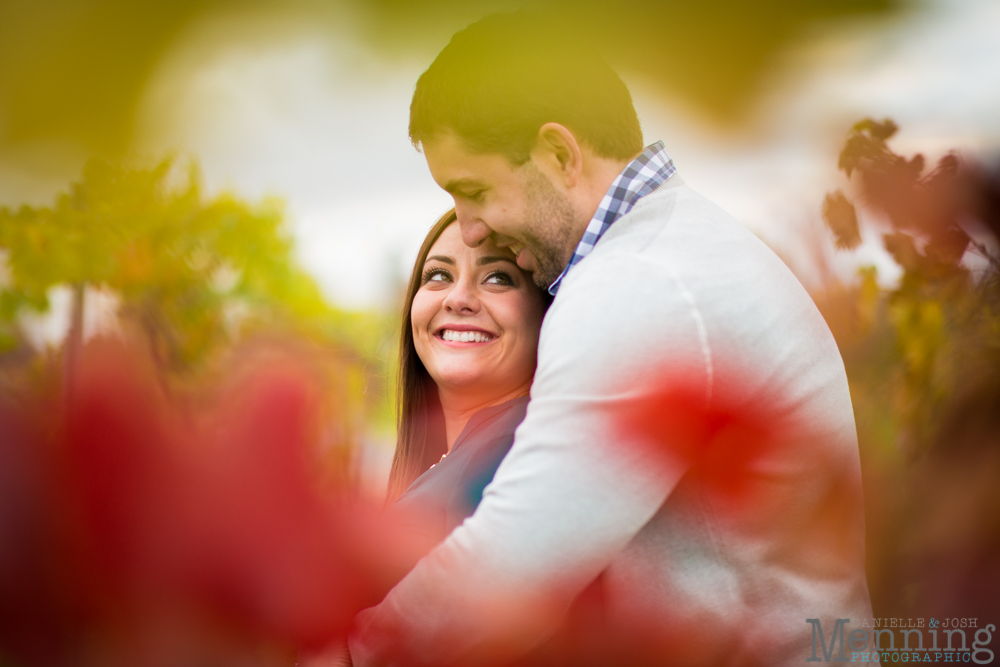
(555, 181), (790, 313)
(543, 178), (842, 393)
(564, 179), (812, 318)
(596, 178), (769, 263)
(536, 238), (712, 394)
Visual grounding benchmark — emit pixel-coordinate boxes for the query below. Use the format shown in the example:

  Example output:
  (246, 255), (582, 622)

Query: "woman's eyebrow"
(425, 255), (455, 265)
(477, 255), (517, 266)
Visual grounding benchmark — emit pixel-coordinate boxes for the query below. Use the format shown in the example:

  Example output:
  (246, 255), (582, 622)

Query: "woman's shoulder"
(397, 396), (528, 501)
(394, 396), (529, 535)
(453, 396), (528, 453)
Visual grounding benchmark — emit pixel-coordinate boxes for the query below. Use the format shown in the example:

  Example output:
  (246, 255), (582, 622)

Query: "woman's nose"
(442, 278), (480, 314)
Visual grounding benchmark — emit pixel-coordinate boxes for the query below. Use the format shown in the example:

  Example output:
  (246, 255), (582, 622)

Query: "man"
(352, 12), (871, 666)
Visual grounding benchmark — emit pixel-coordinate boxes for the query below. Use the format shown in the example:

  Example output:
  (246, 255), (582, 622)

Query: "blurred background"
(1, 0), (999, 663)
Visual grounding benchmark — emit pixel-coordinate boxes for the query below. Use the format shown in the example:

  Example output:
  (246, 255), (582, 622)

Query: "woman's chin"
(433, 372), (515, 400)
(435, 373), (495, 392)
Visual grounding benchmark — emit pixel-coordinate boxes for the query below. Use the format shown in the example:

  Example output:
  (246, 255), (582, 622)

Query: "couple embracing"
(319, 11), (871, 667)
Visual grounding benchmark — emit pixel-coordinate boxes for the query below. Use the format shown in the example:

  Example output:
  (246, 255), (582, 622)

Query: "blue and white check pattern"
(548, 141), (675, 295)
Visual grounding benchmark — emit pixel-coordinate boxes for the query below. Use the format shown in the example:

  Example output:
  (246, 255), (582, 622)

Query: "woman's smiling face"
(411, 222), (547, 401)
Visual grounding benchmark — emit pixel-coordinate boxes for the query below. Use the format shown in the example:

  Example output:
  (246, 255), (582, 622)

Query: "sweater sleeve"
(350, 253), (713, 667)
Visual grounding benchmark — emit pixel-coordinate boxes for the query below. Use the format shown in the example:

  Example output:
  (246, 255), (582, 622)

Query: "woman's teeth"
(440, 329), (494, 343)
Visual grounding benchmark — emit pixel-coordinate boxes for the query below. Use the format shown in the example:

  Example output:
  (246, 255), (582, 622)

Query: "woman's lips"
(436, 328), (496, 344)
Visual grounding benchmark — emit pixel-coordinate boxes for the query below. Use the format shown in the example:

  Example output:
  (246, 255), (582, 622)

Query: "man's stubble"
(518, 162), (581, 291)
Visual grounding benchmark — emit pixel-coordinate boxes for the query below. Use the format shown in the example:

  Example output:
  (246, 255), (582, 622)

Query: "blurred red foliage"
(617, 374), (774, 506)
(825, 117), (1000, 279)
(0, 339), (399, 666)
(816, 118), (1000, 631)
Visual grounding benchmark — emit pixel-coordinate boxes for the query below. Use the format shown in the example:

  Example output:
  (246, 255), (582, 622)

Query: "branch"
(967, 236), (1000, 275)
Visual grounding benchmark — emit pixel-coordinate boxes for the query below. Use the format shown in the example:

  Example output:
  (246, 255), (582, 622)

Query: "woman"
(302, 209), (549, 666)
(386, 208), (550, 542)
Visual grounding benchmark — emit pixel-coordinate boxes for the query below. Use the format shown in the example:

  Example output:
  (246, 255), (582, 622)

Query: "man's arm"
(350, 254), (712, 666)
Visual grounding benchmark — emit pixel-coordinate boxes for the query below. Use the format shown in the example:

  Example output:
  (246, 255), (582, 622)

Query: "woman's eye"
(422, 268), (451, 284)
(484, 271), (514, 286)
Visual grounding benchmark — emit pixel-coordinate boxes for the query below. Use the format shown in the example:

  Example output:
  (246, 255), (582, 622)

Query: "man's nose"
(456, 210), (492, 248)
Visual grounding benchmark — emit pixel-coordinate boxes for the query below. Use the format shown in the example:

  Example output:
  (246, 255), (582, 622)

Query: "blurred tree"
(816, 118), (1000, 622)
(0, 157), (350, 387)
(821, 118), (999, 457)
(359, 0), (898, 124)
(0, 0), (212, 156)
(0, 156), (403, 489)
(0, 0), (898, 158)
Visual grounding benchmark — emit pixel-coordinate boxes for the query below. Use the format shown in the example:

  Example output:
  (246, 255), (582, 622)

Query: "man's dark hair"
(409, 11), (643, 165)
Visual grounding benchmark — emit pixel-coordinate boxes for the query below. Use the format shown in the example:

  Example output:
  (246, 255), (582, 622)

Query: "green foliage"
(0, 154), (404, 453)
(0, 157), (331, 370)
(0, 0), (899, 157)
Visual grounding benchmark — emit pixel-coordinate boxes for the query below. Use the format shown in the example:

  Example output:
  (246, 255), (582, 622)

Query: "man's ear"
(532, 123), (582, 189)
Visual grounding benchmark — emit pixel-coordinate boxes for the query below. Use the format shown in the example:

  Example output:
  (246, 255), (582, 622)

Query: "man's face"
(423, 131), (580, 290)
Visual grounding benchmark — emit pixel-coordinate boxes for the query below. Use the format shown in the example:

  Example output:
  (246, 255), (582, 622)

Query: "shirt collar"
(547, 140), (676, 295)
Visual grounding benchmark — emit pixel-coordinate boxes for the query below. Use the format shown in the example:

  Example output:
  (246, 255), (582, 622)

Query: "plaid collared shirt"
(548, 141), (676, 295)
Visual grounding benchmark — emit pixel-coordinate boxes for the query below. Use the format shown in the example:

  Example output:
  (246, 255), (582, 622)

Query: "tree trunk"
(63, 282), (85, 412)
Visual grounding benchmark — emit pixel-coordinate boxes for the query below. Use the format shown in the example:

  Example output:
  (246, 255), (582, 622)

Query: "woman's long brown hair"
(385, 209), (458, 503)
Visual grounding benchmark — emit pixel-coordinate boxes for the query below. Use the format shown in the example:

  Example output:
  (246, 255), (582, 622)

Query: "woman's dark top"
(391, 396), (528, 543)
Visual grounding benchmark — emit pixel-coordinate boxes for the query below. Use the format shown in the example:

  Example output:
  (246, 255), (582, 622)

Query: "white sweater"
(352, 177), (872, 666)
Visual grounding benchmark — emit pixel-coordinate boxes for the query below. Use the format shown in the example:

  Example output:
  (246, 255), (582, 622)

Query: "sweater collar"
(547, 141), (676, 295)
